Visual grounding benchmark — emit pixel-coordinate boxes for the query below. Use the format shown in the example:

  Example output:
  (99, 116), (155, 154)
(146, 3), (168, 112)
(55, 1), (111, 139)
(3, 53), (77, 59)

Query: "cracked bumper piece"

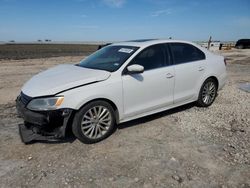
(16, 97), (73, 144)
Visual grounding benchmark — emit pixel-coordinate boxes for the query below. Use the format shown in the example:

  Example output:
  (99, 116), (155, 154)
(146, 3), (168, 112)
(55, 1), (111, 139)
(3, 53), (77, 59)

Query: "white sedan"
(16, 39), (227, 144)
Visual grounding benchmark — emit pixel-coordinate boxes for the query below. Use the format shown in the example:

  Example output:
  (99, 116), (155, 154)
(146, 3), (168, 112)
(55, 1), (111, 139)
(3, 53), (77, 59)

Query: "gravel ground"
(0, 49), (249, 188)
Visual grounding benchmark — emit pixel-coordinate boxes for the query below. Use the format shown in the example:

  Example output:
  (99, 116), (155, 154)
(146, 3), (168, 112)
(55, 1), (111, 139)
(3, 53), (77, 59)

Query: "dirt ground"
(0, 49), (249, 188)
(0, 44), (98, 59)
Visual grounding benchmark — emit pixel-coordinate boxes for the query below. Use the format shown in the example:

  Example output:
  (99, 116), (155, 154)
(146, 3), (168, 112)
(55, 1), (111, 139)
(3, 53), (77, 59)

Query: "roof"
(110, 39), (197, 48)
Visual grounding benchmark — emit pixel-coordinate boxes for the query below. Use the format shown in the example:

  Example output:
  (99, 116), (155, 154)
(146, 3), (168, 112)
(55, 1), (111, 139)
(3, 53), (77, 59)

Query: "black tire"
(72, 100), (116, 144)
(196, 78), (218, 107)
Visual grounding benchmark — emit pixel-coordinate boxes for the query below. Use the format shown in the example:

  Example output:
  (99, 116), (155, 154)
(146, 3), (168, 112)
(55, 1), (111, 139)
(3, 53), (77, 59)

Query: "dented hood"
(22, 64), (110, 97)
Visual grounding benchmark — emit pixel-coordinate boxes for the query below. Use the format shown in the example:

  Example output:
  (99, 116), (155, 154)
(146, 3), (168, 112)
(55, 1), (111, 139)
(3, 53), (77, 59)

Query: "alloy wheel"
(81, 106), (112, 139)
(201, 81), (216, 105)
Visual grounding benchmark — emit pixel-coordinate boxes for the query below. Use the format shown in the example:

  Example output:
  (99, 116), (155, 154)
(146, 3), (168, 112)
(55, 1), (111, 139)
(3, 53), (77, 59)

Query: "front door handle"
(198, 67), (204, 71)
(166, 73), (174, 78)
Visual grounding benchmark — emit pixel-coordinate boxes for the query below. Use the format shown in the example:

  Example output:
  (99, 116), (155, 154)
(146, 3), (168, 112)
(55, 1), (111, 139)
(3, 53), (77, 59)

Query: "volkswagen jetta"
(16, 39), (227, 144)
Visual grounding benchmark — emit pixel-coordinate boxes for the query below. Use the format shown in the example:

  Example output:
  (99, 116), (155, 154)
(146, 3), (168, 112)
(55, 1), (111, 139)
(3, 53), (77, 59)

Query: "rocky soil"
(0, 49), (249, 188)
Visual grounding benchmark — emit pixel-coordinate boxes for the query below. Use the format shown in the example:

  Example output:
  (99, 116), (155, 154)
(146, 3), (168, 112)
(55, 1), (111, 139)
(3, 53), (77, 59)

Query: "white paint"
(21, 39), (227, 123)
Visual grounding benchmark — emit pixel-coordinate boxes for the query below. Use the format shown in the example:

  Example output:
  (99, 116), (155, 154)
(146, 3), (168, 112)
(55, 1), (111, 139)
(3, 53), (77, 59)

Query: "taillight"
(224, 58), (227, 66)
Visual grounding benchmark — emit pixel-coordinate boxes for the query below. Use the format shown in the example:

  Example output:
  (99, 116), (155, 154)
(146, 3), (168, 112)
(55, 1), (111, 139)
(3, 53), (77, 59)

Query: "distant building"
(199, 41), (221, 51)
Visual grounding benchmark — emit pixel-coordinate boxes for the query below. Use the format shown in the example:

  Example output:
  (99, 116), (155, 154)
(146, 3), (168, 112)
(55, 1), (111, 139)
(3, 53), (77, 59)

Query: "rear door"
(122, 44), (175, 118)
(169, 43), (206, 104)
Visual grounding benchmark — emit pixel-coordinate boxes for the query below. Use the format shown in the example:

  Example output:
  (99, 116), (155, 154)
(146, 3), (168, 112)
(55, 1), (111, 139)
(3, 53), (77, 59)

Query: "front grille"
(20, 92), (32, 106)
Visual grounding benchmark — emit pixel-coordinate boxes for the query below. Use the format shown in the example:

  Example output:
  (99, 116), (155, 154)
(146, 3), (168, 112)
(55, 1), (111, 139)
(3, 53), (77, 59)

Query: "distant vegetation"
(0, 44), (99, 60)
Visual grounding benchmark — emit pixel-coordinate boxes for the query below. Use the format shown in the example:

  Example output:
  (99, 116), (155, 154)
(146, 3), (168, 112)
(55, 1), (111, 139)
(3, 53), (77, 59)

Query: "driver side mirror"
(126, 64), (144, 74)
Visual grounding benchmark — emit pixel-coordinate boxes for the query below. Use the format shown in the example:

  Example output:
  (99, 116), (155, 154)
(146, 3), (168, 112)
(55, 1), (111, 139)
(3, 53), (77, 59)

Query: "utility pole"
(207, 36), (212, 50)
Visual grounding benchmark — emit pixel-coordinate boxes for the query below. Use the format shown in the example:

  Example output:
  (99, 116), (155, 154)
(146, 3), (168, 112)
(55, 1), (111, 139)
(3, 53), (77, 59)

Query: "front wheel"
(72, 101), (115, 144)
(197, 78), (218, 107)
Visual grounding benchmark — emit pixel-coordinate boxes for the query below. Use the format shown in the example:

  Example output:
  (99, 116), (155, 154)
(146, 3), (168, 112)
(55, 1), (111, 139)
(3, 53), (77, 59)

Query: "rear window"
(170, 43), (205, 64)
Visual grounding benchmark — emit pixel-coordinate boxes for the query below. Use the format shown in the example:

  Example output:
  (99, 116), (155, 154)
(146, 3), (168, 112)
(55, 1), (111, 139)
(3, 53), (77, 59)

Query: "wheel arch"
(77, 98), (120, 124)
(195, 75), (219, 100)
(200, 75), (219, 90)
(205, 76), (219, 89)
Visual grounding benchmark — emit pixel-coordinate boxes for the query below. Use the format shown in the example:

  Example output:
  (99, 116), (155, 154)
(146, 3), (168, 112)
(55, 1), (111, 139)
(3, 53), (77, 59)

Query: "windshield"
(77, 45), (139, 72)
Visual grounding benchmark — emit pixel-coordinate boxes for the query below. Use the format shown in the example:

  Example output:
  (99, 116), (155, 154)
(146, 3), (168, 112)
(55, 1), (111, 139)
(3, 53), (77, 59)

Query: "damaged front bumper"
(16, 96), (74, 144)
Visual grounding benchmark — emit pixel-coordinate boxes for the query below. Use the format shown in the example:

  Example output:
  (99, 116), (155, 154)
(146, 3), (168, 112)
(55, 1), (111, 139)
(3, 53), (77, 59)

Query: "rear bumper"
(218, 72), (227, 90)
(16, 96), (74, 144)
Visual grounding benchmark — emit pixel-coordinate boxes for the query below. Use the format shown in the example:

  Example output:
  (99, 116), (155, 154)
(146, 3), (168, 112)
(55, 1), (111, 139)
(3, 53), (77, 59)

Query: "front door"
(122, 44), (175, 118)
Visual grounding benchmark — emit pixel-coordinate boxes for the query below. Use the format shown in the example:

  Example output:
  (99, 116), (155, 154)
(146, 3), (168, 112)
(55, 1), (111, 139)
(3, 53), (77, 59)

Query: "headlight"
(27, 96), (64, 111)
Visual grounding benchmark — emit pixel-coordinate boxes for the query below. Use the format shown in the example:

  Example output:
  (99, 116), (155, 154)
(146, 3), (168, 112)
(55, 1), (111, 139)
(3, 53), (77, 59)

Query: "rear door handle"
(198, 67), (204, 71)
(166, 73), (174, 78)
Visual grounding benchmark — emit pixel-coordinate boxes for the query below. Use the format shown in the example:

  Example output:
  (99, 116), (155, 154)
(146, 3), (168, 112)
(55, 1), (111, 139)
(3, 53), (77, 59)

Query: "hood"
(22, 64), (110, 97)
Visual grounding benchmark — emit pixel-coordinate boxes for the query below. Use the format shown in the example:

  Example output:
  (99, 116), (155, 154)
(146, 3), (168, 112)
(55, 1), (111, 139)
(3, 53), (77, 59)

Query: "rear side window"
(129, 44), (167, 71)
(170, 43), (205, 64)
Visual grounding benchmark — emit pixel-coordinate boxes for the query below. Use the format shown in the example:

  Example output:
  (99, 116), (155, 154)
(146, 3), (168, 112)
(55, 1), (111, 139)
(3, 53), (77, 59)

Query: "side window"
(170, 43), (205, 64)
(129, 44), (166, 71)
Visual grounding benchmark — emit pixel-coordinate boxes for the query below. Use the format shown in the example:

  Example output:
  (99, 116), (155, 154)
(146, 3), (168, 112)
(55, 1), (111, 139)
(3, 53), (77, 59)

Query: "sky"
(0, 0), (250, 42)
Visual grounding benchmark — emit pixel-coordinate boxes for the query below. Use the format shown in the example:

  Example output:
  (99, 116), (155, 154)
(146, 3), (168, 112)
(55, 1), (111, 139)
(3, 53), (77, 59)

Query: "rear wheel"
(72, 101), (115, 144)
(197, 78), (218, 107)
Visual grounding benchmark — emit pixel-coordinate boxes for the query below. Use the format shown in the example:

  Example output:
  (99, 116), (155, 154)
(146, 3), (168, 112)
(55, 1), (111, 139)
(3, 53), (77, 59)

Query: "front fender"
(58, 79), (124, 120)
